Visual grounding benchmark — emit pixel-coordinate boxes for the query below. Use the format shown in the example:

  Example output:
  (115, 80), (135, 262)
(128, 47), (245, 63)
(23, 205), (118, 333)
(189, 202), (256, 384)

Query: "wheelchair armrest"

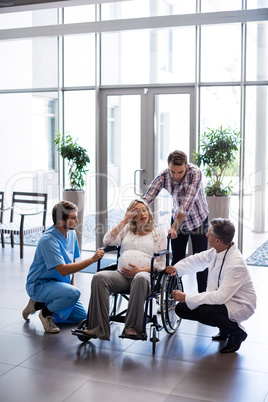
(98, 263), (118, 272)
(99, 245), (120, 253)
(154, 248), (169, 257)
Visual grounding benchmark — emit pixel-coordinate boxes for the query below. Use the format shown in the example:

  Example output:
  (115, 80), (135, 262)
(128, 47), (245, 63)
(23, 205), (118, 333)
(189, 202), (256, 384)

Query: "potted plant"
(54, 132), (90, 250)
(193, 126), (241, 220)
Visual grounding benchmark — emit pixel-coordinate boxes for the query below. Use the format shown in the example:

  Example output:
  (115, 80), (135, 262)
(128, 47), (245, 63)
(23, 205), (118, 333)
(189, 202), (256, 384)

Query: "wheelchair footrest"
(71, 328), (82, 335)
(71, 328), (97, 339)
(119, 333), (147, 341)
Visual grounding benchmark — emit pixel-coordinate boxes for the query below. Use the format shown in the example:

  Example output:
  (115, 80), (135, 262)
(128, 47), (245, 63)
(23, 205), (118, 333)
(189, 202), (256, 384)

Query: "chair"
(0, 192), (48, 258)
(0, 192), (5, 247)
(72, 237), (184, 354)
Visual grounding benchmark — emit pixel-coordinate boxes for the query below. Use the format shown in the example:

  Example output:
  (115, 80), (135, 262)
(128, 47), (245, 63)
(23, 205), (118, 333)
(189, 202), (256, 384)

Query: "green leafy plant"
(193, 126), (241, 197)
(54, 133), (90, 190)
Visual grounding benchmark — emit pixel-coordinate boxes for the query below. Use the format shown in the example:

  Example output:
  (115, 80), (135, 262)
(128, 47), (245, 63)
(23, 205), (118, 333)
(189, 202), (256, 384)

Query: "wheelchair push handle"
(167, 233), (171, 246)
(153, 234), (171, 257)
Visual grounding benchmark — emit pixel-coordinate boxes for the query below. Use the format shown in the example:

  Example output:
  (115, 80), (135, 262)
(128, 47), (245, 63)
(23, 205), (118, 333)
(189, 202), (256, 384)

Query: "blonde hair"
(128, 199), (155, 233)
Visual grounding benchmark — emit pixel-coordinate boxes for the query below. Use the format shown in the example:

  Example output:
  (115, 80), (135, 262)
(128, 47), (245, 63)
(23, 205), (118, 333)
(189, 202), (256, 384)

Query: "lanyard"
(217, 242), (233, 288)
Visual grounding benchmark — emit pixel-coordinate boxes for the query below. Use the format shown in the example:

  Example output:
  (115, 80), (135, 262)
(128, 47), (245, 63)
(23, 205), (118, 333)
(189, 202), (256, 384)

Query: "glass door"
(96, 87), (195, 248)
(96, 88), (146, 247)
(106, 93), (142, 228)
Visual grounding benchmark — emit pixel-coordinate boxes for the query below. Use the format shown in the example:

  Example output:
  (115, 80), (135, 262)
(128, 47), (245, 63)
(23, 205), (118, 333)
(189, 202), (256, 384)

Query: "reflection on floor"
(0, 245), (268, 402)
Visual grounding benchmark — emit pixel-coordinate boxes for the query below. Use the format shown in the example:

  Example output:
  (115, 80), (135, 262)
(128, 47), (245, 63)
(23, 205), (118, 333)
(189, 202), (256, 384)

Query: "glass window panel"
(0, 92), (58, 222)
(246, 22), (268, 81)
(63, 5), (95, 23)
(31, 95), (56, 171)
(201, 24), (241, 82)
(201, 0), (242, 12)
(101, 27), (195, 85)
(200, 86), (241, 243)
(0, 9), (57, 29)
(64, 35), (95, 87)
(243, 86), (268, 257)
(0, 37), (57, 89)
(101, 0), (196, 20)
(200, 86), (240, 132)
(247, 0), (268, 9)
(64, 90), (96, 251)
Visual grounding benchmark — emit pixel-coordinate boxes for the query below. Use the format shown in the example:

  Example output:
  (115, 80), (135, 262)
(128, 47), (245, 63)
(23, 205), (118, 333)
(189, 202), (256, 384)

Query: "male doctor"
(166, 218), (256, 353)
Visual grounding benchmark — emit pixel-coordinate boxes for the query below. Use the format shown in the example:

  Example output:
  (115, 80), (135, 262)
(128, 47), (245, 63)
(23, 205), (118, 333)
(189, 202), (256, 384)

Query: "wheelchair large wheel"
(109, 293), (123, 317)
(160, 274), (183, 334)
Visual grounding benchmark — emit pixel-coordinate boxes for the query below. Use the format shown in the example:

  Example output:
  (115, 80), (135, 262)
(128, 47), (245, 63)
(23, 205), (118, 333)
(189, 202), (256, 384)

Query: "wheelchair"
(72, 237), (183, 354)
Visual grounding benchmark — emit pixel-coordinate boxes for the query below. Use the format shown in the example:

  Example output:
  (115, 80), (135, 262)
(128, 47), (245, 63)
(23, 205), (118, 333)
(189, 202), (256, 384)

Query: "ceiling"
(0, 0), (71, 7)
(0, 0), (125, 12)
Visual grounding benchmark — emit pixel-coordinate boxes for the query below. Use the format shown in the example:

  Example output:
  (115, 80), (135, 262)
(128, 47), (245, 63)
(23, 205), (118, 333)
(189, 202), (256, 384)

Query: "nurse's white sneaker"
(22, 298), (36, 321)
(39, 310), (60, 333)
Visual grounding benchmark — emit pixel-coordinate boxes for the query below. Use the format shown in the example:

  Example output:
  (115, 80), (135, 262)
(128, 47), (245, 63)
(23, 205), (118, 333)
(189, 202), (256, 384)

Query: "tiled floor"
(0, 244), (268, 402)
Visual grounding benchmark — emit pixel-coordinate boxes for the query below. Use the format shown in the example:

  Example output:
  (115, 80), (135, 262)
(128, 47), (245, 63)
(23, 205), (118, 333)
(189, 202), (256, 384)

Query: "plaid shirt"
(143, 163), (209, 231)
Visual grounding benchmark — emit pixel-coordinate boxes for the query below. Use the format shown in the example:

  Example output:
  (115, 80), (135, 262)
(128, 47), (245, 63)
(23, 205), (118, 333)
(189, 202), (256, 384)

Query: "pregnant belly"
(118, 250), (151, 273)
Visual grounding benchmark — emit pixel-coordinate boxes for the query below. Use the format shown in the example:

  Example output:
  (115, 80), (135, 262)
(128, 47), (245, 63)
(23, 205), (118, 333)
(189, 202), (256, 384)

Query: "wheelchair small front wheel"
(160, 274), (183, 334)
(152, 327), (157, 354)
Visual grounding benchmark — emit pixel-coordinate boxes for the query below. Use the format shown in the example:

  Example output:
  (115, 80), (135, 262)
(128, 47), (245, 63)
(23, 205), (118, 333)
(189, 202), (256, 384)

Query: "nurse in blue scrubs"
(22, 200), (104, 333)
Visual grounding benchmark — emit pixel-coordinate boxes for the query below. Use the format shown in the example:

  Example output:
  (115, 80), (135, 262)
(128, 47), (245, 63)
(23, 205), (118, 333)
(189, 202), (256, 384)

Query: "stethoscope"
(217, 242), (234, 288)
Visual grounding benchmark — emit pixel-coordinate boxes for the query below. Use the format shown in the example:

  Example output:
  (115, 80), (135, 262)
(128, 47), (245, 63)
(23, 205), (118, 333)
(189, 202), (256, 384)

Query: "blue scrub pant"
(30, 280), (87, 323)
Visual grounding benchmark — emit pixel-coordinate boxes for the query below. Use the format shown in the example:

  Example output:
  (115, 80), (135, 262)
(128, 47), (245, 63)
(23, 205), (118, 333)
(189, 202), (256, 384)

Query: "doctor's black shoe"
(220, 329), (247, 353)
(212, 331), (229, 341)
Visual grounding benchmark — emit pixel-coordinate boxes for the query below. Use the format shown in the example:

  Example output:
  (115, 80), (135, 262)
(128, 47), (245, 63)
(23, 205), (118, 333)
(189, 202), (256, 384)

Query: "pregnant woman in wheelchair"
(82, 199), (166, 340)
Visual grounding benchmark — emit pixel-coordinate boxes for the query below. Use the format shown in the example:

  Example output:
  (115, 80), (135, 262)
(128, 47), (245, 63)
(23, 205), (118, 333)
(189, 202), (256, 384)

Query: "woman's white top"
(103, 225), (167, 274)
(174, 243), (257, 323)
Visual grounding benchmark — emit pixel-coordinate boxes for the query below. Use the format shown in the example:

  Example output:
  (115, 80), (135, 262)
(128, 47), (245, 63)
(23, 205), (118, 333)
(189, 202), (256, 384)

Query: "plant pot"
(63, 189), (85, 252)
(206, 196), (230, 221)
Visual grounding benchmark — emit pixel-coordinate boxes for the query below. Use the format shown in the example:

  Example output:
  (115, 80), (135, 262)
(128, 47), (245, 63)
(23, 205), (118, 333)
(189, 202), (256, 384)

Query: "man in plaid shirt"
(143, 150), (209, 292)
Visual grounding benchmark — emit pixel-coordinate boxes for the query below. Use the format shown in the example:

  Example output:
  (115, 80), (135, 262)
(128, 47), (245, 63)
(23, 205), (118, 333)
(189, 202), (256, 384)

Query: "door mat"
(246, 240), (268, 267)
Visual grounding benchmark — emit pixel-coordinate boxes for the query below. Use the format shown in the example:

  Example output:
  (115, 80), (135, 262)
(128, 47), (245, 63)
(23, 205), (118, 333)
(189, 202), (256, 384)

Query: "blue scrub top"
(26, 225), (80, 295)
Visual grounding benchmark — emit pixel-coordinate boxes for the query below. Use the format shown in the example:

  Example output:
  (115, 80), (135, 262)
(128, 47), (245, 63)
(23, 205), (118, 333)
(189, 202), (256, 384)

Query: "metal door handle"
(134, 169), (145, 196)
